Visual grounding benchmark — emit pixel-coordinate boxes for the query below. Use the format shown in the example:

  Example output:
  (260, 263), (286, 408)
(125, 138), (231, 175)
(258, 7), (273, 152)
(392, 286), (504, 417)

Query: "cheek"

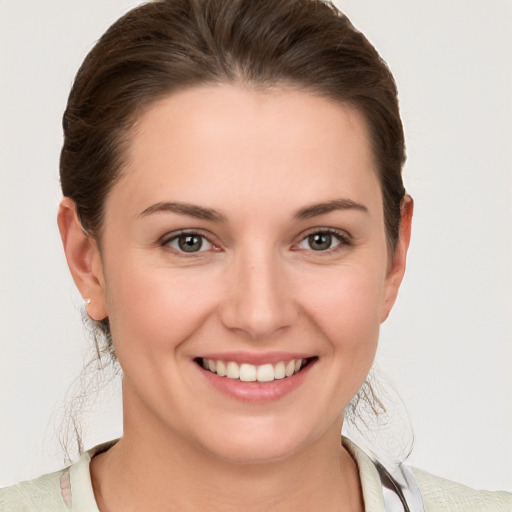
(104, 262), (220, 357)
(303, 264), (385, 338)
(297, 262), (385, 387)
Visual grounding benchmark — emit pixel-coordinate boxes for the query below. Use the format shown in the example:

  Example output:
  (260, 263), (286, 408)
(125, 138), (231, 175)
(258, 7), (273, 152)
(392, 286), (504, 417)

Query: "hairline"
(85, 78), (398, 254)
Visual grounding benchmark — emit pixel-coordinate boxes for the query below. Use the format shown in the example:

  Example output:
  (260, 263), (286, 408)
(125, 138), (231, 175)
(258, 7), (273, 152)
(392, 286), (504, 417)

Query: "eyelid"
(293, 227), (352, 251)
(158, 227), (351, 254)
(159, 229), (219, 253)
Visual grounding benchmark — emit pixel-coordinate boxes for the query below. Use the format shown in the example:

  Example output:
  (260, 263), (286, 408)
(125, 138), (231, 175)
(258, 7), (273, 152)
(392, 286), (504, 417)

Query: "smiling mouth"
(196, 357), (316, 383)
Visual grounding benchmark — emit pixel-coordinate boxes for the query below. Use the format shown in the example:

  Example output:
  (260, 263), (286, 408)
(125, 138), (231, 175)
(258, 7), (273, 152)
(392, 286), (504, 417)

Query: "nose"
(218, 249), (298, 340)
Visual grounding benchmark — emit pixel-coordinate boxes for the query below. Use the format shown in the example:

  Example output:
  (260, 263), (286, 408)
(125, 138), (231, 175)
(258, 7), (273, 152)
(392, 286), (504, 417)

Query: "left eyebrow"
(293, 198), (369, 220)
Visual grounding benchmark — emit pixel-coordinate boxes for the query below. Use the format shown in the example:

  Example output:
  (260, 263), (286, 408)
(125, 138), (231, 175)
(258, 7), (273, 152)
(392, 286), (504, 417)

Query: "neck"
(90, 398), (363, 512)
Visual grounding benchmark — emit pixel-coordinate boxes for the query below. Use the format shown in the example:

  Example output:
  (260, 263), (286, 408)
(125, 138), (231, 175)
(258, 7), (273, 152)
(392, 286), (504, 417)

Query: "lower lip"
(198, 361), (315, 403)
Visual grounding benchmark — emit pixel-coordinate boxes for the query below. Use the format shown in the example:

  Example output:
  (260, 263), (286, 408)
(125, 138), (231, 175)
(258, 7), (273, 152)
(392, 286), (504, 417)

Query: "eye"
(163, 232), (214, 253)
(296, 230), (348, 252)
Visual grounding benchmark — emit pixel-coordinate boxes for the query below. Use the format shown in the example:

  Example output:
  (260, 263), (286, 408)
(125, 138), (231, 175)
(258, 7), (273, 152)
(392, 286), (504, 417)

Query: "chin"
(193, 416), (319, 465)
(204, 440), (300, 466)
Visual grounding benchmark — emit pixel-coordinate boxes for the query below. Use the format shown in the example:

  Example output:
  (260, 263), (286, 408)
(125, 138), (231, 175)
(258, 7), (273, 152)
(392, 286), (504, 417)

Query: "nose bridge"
(220, 241), (296, 339)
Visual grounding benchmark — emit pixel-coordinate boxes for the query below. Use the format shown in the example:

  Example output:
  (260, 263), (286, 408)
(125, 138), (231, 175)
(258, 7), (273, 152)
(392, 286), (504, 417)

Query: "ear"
(380, 195), (413, 323)
(57, 198), (108, 321)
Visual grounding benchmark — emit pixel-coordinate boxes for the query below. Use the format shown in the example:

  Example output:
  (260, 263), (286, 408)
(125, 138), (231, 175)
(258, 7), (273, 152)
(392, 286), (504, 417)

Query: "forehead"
(115, 84), (382, 216)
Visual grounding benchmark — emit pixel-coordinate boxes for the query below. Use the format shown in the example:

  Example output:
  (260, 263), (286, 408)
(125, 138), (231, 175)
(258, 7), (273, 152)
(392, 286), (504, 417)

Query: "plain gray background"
(1, 0), (511, 490)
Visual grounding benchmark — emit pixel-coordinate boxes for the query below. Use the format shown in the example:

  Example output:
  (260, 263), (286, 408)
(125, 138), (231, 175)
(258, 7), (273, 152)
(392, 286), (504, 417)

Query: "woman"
(1, 0), (510, 510)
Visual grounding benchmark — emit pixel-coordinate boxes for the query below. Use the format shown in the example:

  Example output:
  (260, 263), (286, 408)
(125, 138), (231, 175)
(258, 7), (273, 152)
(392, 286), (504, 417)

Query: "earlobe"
(380, 195), (414, 322)
(57, 198), (108, 321)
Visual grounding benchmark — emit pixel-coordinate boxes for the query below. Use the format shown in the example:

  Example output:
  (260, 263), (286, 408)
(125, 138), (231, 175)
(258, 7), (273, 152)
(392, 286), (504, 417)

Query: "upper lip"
(196, 352), (316, 365)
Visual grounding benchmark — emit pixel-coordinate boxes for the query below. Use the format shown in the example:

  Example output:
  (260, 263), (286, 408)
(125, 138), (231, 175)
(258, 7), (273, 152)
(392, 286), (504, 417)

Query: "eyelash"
(160, 230), (218, 255)
(160, 228), (351, 255)
(294, 228), (352, 253)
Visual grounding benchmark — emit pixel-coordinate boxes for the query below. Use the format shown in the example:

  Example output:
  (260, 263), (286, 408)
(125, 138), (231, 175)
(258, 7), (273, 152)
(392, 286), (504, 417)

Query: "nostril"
(217, 265), (298, 339)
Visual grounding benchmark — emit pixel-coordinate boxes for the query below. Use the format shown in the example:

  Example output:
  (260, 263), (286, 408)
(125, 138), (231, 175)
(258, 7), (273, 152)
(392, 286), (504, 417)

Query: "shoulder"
(343, 437), (511, 512)
(0, 441), (116, 512)
(0, 469), (69, 512)
(412, 467), (512, 512)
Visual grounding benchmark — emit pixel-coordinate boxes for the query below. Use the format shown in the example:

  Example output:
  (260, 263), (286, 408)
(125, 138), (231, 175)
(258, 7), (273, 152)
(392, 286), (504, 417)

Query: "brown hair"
(60, 0), (406, 249)
(59, 0), (408, 457)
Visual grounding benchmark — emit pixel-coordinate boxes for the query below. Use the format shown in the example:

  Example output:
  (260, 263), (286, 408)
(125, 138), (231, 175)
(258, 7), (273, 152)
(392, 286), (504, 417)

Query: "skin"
(58, 84), (412, 512)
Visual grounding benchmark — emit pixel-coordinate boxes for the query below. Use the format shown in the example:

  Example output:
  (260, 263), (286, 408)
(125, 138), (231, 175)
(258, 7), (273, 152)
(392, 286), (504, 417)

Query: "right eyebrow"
(138, 201), (227, 222)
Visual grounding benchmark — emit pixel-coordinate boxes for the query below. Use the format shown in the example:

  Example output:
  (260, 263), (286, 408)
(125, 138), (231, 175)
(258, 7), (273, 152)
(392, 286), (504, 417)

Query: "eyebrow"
(139, 197), (367, 222)
(293, 198), (368, 219)
(139, 201), (227, 222)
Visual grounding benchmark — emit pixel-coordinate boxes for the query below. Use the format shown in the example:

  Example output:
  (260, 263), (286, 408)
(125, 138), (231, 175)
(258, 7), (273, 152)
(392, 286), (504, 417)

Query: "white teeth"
(239, 363), (257, 382)
(216, 360), (226, 377)
(257, 364), (275, 382)
(226, 361), (240, 379)
(201, 358), (307, 382)
(285, 360), (295, 377)
(274, 361), (286, 380)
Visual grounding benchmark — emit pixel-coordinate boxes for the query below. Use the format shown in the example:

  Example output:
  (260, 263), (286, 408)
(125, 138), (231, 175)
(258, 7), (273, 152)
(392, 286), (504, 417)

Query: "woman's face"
(84, 85), (408, 463)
